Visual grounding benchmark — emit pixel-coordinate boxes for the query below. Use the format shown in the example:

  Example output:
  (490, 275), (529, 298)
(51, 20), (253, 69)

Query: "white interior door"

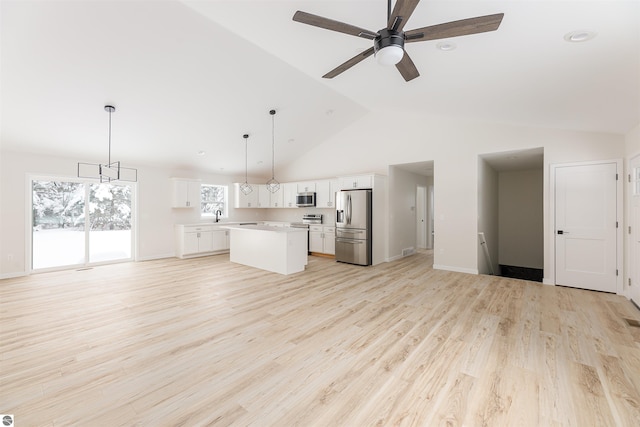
(555, 162), (618, 292)
(630, 155), (640, 305)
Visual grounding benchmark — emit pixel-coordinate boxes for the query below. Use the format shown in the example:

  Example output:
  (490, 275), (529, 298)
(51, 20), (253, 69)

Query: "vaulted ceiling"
(2, 1), (638, 176)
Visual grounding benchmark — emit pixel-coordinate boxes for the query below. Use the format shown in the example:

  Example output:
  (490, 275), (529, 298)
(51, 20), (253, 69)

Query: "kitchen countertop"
(221, 224), (307, 233)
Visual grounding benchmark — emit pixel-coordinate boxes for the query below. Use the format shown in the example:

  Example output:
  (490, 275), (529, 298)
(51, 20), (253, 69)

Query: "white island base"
(222, 225), (308, 275)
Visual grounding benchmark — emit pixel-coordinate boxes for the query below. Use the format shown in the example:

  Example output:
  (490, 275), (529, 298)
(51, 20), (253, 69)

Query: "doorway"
(552, 161), (622, 293)
(388, 161), (434, 260)
(31, 177), (134, 271)
(478, 148), (544, 280)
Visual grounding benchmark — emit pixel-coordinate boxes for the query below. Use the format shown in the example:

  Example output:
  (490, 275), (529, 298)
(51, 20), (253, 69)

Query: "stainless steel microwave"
(296, 192), (316, 207)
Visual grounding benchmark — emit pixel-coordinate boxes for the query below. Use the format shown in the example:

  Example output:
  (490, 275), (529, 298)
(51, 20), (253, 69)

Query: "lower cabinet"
(212, 228), (230, 252)
(176, 225), (229, 258)
(309, 225), (335, 256)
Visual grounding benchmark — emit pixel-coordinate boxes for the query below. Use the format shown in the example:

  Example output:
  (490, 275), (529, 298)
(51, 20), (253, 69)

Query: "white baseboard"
(136, 253), (176, 262)
(0, 271), (28, 280)
(542, 278), (555, 285)
(433, 264), (478, 275)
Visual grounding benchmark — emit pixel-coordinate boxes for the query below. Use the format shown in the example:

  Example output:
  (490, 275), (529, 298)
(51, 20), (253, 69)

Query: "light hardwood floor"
(1, 251), (639, 426)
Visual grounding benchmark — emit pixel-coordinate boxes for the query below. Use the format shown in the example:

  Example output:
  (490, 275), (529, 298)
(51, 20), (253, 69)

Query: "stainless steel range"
(290, 214), (322, 252)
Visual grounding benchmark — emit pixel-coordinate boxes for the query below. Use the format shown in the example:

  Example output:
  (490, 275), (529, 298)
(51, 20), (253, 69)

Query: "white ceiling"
(2, 1), (639, 177)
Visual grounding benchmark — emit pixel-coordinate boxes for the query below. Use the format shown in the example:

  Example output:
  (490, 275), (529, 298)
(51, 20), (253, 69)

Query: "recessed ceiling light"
(564, 30), (597, 43)
(436, 42), (456, 51)
(197, 151), (205, 156)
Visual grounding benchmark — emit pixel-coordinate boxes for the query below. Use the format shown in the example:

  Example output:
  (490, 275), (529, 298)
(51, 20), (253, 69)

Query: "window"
(201, 184), (228, 217)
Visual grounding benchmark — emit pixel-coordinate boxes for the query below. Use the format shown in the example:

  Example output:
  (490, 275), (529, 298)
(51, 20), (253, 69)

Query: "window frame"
(200, 183), (228, 219)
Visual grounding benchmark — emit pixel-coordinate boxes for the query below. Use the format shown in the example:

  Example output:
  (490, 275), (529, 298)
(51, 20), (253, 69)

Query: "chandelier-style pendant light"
(77, 104), (137, 182)
(266, 109), (280, 193)
(239, 134), (253, 195)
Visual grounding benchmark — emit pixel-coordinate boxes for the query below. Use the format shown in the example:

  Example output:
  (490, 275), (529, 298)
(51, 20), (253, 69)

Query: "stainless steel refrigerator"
(335, 189), (372, 266)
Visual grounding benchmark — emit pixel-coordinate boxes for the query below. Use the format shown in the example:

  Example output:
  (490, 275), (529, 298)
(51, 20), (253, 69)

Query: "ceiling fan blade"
(395, 52), (420, 82)
(323, 47), (375, 79)
(404, 13), (504, 42)
(387, 0), (421, 32)
(293, 11), (378, 40)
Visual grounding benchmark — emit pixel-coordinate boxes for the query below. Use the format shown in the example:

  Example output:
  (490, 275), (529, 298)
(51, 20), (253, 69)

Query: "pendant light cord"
(244, 134), (249, 183)
(271, 111), (275, 180)
(107, 108), (112, 166)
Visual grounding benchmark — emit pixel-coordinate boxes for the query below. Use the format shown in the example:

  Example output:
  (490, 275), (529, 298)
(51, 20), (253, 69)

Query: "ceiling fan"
(292, 0), (504, 82)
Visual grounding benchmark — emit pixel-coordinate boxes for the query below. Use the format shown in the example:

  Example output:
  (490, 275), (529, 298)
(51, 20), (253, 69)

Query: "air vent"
(402, 247), (415, 257)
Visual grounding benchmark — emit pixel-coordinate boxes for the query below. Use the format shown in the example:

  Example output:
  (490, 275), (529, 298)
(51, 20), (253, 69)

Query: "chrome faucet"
(215, 210), (222, 223)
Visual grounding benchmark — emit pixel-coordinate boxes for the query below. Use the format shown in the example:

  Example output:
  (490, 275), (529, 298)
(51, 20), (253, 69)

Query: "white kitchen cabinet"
(323, 226), (335, 255)
(269, 186), (284, 208)
(315, 179), (338, 208)
(212, 228), (229, 251)
(234, 183), (259, 208)
(257, 184), (271, 208)
(171, 178), (201, 208)
(309, 225), (335, 255)
(309, 226), (323, 253)
(338, 175), (373, 190)
(282, 183), (297, 208)
(297, 181), (316, 193)
(176, 225), (214, 258)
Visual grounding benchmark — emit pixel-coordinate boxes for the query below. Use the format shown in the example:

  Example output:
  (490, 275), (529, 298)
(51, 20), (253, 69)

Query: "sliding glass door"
(88, 183), (132, 263)
(32, 180), (86, 269)
(32, 178), (134, 271)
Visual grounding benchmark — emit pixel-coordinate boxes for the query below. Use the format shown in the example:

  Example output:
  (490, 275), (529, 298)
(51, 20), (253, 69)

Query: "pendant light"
(239, 134), (253, 195)
(265, 109), (280, 193)
(77, 104), (137, 182)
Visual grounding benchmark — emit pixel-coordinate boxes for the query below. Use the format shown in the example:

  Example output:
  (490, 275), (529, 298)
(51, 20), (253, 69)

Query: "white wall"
(498, 169), (544, 269)
(278, 111), (625, 276)
(626, 124), (640, 156)
(477, 159), (499, 275)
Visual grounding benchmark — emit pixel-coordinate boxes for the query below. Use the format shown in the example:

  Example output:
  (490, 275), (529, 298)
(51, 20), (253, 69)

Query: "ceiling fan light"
(375, 45), (404, 66)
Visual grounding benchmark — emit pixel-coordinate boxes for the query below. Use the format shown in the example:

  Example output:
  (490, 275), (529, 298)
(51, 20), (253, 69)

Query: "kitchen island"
(221, 224), (308, 275)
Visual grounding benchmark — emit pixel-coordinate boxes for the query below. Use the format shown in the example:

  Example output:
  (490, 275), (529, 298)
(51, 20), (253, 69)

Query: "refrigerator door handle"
(336, 238), (363, 244)
(347, 194), (352, 225)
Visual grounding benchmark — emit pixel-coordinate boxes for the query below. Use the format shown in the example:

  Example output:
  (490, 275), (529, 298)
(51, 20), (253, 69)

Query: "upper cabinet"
(234, 183), (258, 208)
(269, 186), (284, 208)
(282, 183), (297, 208)
(297, 181), (316, 193)
(171, 178), (201, 208)
(315, 179), (338, 208)
(338, 175), (373, 190)
(233, 175), (383, 209)
(257, 184), (271, 208)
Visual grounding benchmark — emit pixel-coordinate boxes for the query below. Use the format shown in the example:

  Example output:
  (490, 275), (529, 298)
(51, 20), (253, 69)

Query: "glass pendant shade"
(266, 109), (280, 193)
(241, 134), (253, 195)
(376, 45), (404, 66)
